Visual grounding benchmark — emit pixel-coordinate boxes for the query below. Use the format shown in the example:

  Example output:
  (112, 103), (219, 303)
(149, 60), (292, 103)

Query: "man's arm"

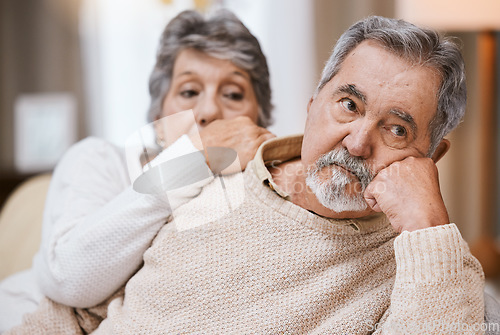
(376, 224), (485, 334)
(364, 157), (485, 334)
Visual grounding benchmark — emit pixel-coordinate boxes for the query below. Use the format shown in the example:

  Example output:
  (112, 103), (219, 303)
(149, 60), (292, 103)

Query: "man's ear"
(431, 139), (451, 163)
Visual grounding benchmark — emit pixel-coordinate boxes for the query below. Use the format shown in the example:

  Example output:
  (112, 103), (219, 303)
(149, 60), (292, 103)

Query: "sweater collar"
(249, 134), (391, 233)
(252, 134), (303, 199)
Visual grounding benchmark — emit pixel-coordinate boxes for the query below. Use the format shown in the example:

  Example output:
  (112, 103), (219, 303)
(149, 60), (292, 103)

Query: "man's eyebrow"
(390, 109), (418, 135)
(336, 84), (367, 104)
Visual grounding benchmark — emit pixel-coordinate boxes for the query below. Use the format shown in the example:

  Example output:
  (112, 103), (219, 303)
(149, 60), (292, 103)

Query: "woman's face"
(160, 48), (260, 127)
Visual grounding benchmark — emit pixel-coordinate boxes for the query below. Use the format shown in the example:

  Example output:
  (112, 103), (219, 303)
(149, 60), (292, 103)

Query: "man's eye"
(223, 92), (244, 101)
(340, 98), (357, 112)
(180, 90), (198, 98)
(390, 125), (407, 137)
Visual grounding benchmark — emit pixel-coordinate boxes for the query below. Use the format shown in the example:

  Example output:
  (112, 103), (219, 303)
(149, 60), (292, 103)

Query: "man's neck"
(268, 158), (374, 219)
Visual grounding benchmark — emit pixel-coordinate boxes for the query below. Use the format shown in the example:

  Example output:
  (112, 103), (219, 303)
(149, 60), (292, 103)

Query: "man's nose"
(194, 93), (222, 127)
(341, 120), (374, 159)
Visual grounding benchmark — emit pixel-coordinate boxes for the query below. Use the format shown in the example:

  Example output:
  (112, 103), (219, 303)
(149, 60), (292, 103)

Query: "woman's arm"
(33, 137), (211, 308)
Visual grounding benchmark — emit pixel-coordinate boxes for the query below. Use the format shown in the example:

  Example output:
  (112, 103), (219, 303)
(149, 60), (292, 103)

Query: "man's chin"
(316, 183), (368, 213)
(310, 184), (368, 213)
(320, 198), (368, 213)
(317, 199), (375, 219)
(306, 169), (371, 217)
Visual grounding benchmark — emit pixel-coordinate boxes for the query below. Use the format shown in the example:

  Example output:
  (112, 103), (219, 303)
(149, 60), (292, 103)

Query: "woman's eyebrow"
(176, 71), (195, 78)
(336, 84), (367, 104)
(232, 70), (250, 80)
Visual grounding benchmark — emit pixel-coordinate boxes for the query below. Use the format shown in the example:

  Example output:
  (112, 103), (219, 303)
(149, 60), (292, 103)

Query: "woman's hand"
(194, 116), (275, 172)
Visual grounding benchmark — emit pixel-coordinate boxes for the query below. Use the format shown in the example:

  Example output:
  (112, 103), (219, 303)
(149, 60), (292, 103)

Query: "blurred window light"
(79, 0), (198, 147)
(14, 93), (77, 173)
(396, 0), (500, 31)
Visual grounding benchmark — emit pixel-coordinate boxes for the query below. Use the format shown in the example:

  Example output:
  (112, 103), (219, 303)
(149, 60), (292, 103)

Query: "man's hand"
(363, 156), (449, 232)
(192, 116), (275, 172)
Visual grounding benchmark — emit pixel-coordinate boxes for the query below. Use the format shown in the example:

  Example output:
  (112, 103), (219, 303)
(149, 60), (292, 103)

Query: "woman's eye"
(223, 92), (244, 101)
(180, 90), (198, 98)
(390, 125), (407, 137)
(340, 98), (357, 113)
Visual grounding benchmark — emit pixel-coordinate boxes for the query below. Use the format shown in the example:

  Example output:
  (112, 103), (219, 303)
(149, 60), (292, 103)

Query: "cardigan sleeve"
(376, 223), (485, 334)
(33, 136), (212, 308)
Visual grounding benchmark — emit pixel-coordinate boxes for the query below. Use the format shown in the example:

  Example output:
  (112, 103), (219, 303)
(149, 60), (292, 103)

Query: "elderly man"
(7, 16), (486, 335)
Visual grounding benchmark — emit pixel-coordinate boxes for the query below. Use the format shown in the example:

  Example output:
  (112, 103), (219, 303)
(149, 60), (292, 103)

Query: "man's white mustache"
(313, 147), (375, 190)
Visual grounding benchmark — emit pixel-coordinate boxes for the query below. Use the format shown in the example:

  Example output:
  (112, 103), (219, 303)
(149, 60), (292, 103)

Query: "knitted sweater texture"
(93, 161), (484, 334)
(7, 136), (485, 334)
(31, 135), (207, 308)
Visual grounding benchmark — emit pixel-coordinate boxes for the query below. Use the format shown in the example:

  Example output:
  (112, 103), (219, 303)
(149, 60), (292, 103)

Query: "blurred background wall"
(0, 0), (499, 279)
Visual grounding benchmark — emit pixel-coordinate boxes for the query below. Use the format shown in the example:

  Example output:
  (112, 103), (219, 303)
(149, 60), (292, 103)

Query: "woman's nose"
(194, 93), (222, 127)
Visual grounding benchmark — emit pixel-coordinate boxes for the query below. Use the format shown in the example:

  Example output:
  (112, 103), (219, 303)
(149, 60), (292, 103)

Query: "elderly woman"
(0, 9), (274, 332)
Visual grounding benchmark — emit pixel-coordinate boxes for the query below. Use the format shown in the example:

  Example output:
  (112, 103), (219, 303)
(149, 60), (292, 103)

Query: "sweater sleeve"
(376, 223), (485, 334)
(33, 136), (212, 308)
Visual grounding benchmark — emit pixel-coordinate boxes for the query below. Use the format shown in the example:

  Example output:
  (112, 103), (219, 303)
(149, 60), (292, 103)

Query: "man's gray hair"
(316, 16), (466, 155)
(147, 9), (273, 128)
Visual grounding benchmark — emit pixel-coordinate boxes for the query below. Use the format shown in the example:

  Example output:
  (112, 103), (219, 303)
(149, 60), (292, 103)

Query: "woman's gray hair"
(147, 9), (273, 127)
(316, 16), (466, 155)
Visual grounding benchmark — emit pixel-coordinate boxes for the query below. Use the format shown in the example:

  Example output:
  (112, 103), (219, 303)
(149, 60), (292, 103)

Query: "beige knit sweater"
(7, 136), (485, 334)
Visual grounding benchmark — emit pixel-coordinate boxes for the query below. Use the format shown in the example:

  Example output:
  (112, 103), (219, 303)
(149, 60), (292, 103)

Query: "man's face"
(302, 40), (441, 216)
